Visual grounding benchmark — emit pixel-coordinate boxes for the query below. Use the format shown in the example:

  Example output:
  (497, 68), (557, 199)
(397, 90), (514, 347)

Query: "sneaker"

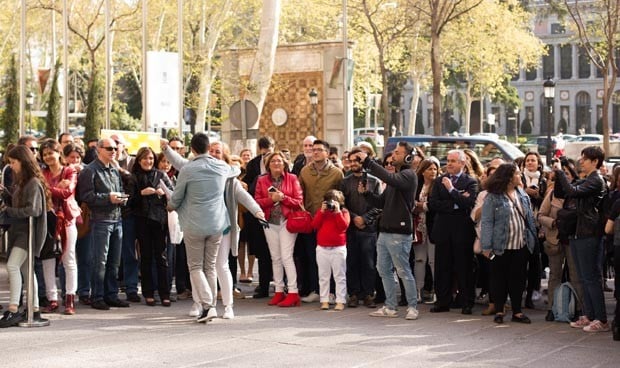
(222, 305), (235, 320)
(126, 293), (141, 303)
(320, 302), (329, 310)
(423, 292), (437, 305)
(189, 303), (202, 317)
(583, 320), (611, 332)
(197, 307), (218, 323)
(531, 290), (542, 301)
(348, 295), (358, 308)
(570, 315), (591, 328)
(328, 293), (336, 305)
(369, 306), (398, 318)
(405, 307), (419, 320)
(0, 310), (24, 328)
(334, 303), (345, 311)
(233, 288), (245, 299)
(363, 295), (376, 308)
(301, 291), (320, 303)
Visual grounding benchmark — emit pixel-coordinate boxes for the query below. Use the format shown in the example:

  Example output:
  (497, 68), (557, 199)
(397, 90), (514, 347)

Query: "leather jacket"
(554, 170), (606, 238)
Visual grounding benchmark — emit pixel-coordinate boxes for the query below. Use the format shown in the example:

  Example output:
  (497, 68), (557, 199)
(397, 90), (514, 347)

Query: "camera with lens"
(325, 200), (337, 211)
(360, 171), (368, 187)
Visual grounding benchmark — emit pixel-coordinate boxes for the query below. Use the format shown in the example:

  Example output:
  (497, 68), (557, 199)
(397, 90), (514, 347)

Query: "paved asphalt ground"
(1, 263), (619, 368)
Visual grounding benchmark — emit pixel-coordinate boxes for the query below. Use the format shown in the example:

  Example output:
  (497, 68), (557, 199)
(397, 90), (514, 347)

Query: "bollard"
(18, 216), (50, 328)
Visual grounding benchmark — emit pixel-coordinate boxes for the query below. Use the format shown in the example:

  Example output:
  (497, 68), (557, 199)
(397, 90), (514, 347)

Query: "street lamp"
(309, 88), (318, 137)
(543, 77), (556, 165)
(513, 107), (519, 144)
(26, 91), (34, 135)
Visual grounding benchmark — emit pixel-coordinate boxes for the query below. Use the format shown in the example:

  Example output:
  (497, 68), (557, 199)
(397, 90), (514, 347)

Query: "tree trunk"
(247, 0), (281, 124)
(408, 78), (421, 135)
(431, 30), (442, 136)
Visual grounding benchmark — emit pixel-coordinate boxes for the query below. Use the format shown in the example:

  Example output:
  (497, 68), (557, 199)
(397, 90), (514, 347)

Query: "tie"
(450, 175), (458, 185)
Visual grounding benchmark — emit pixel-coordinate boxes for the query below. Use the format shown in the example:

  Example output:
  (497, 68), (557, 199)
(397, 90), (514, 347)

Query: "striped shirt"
(506, 193), (526, 250)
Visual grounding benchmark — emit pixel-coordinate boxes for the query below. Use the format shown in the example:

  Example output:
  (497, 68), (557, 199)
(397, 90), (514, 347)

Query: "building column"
(554, 44), (560, 79)
(572, 43), (578, 80)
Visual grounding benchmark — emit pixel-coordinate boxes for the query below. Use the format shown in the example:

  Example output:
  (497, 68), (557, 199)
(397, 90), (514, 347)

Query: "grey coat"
(6, 178), (48, 257)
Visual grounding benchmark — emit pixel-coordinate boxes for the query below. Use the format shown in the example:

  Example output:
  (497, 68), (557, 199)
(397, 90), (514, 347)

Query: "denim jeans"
(121, 215), (139, 295)
(91, 221), (123, 302)
(376, 232), (417, 310)
(76, 231), (94, 297)
(570, 236), (607, 322)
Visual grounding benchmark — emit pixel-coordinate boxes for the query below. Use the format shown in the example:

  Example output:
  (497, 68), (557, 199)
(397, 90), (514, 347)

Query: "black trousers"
(490, 247), (529, 315)
(244, 213), (272, 293)
(526, 239), (542, 295)
(346, 229), (377, 299)
(434, 220), (475, 308)
(136, 217), (169, 300)
(295, 232), (319, 296)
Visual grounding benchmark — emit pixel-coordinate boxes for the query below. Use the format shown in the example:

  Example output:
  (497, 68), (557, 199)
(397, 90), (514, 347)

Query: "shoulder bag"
(286, 203), (313, 234)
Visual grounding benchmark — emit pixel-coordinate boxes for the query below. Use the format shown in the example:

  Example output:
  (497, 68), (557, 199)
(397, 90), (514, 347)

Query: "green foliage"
(45, 59), (62, 140)
(110, 101), (140, 131)
(1, 54), (20, 148)
(84, 70), (103, 142)
(166, 128), (180, 140)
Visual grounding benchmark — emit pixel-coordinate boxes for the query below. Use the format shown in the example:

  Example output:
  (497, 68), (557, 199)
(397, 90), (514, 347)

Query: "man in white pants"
(167, 132), (239, 323)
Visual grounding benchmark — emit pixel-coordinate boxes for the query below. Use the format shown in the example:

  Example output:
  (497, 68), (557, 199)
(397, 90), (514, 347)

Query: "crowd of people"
(0, 131), (618, 341)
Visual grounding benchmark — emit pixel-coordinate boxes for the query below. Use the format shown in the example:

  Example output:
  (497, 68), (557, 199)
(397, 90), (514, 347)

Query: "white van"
(353, 127), (385, 147)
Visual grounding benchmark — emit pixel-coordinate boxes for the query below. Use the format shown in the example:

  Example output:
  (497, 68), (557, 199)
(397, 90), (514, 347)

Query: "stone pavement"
(0, 261), (619, 368)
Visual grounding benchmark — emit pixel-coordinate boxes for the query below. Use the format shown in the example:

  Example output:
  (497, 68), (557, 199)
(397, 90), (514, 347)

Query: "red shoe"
(278, 293), (301, 307)
(64, 295), (75, 315)
(268, 292), (286, 306)
(42, 300), (59, 313)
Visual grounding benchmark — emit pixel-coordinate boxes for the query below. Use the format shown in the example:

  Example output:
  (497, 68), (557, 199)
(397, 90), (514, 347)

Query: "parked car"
(535, 136), (565, 158)
(564, 134), (603, 142)
(384, 135), (524, 164)
(354, 127), (384, 147)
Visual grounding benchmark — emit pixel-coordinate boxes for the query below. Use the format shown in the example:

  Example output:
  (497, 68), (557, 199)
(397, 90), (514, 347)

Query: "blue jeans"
(376, 232), (417, 310)
(121, 215), (139, 295)
(92, 221), (123, 302)
(76, 231), (94, 297)
(570, 236), (607, 322)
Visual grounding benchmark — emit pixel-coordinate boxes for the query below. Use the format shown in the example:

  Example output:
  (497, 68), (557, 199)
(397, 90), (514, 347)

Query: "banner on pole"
(146, 51), (180, 131)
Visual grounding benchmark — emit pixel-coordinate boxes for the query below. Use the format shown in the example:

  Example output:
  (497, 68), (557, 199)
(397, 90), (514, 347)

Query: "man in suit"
(242, 136), (275, 298)
(428, 149), (478, 315)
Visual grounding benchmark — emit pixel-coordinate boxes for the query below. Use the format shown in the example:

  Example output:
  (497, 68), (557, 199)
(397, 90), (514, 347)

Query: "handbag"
(556, 207), (578, 241)
(285, 204), (313, 234)
(412, 214), (424, 245)
(39, 210), (62, 259)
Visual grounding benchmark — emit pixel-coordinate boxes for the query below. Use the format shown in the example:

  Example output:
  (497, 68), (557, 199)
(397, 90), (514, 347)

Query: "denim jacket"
(480, 188), (536, 255)
(77, 158), (124, 223)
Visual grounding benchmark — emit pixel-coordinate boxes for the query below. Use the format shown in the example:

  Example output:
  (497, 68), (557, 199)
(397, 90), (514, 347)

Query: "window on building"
(579, 47), (591, 78)
(551, 23), (566, 34)
(525, 68), (537, 81)
(560, 44), (572, 79)
(543, 45), (554, 78)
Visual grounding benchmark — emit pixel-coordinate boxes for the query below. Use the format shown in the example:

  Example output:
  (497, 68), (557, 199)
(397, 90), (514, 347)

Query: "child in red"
(312, 189), (350, 311)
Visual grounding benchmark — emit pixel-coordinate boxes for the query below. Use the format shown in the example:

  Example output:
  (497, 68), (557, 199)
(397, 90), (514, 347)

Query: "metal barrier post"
(18, 216), (49, 327)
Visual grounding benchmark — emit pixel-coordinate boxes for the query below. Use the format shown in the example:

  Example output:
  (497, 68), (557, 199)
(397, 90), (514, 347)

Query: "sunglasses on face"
(385, 161), (394, 167)
(102, 146), (118, 152)
(29, 147), (38, 153)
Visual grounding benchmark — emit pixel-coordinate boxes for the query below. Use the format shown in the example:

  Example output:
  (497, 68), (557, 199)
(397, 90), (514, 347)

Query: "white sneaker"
(369, 306), (398, 318)
(328, 293), (336, 305)
(222, 305), (235, 320)
(189, 302), (202, 317)
(197, 307), (218, 323)
(405, 307), (419, 320)
(532, 290), (542, 301)
(301, 291), (320, 303)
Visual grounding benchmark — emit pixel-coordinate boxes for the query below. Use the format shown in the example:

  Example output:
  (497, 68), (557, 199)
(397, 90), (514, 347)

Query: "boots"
(41, 300), (59, 314)
(278, 293), (301, 307)
(268, 292), (286, 306)
(64, 295), (75, 315)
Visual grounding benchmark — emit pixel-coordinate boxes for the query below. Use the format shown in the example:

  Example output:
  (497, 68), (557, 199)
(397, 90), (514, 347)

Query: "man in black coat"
(242, 136), (275, 298)
(428, 149), (478, 315)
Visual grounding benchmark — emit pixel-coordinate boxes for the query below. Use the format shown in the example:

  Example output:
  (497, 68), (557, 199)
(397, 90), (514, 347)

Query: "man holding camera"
(341, 148), (382, 308)
(353, 142), (419, 320)
(77, 138), (130, 310)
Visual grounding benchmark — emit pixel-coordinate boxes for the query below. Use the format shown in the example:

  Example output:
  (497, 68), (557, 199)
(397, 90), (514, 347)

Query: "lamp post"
(309, 88), (318, 137)
(543, 77), (556, 165)
(513, 107), (519, 144)
(26, 92), (34, 135)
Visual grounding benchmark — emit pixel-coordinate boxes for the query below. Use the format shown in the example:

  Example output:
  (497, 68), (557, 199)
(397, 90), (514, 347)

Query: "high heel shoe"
(41, 300), (59, 313)
(161, 299), (171, 307)
(145, 298), (156, 306)
(64, 295), (75, 315)
(278, 293), (301, 307)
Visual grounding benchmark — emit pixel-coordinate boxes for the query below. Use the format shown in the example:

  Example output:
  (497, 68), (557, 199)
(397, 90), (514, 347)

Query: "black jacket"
(361, 158), (417, 235)
(554, 170), (606, 238)
(131, 169), (173, 226)
(341, 172), (382, 233)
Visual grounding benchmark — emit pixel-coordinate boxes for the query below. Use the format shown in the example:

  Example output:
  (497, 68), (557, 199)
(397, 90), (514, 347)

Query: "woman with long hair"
(131, 147), (173, 306)
(0, 145), (51, 328)
(40, 139), (81, 315)
(481, 163), (537, 324)
(413, 158), (440, 302)
(255, 151), (304, 307)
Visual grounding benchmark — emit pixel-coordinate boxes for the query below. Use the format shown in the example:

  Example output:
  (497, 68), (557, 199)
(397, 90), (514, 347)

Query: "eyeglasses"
(29, 147), (38, 153)
(102, 146), (118, 152)
(170, 146), (183, 151)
